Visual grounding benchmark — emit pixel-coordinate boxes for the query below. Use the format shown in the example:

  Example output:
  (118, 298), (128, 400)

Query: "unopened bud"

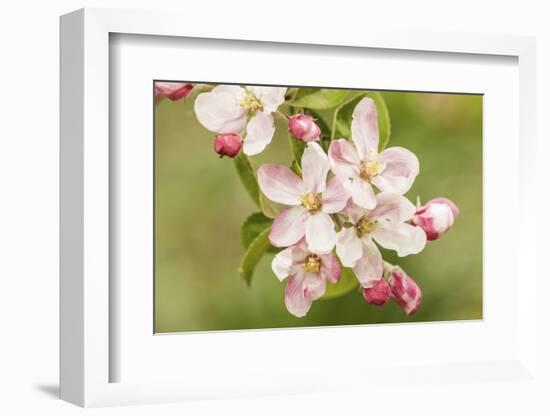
(288, 114), (321, 142)
(362, 278), (391, 306)
(412, 198), (459, 241)
(389, 269), (422, 316)
(214, 134), (242, 158)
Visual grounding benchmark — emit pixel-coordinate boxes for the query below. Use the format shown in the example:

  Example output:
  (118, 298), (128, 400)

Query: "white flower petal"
(351, 178), (377, 209)
(257, 164), (304, 205)
(351, 97), (379, 160)
(328, 139), (361, 179)
(370, 192), (416, 223)
(336, 227), (363, 267)
(302, 142), (330, 194)
(194, 86), (247, 133)
(246, 86), (287, 114)
(284, 272), (313, 317)
(352, 240), (383, 288)
(322, 177), (351, 213)
(243, 112), (275, 155)
(305, 212), (336, 254)
(320, 252), (341, 284)
(373, 222), (427, 257)
(372, 147), (420, 195)
(269, 206), (309, 248)
(272, 246), (294, 281)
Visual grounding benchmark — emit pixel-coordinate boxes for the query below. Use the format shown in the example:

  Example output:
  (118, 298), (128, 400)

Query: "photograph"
(154, 82), (482, 333)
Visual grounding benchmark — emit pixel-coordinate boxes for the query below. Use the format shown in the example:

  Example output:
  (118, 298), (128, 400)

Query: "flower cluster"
(159, 82), (460, 318)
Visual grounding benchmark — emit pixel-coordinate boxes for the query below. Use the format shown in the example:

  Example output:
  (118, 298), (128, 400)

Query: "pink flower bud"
(389, 269), (422, 316)
(155, 82), (193, 102)
(412, 198), (459, 241)
(214, 134), (242, 158)
(362, 278), (391, 306)
(288, 114), (321, 142)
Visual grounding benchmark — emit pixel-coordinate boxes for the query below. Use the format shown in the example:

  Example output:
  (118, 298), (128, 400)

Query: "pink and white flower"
(258, 143), (351, 253)
(336, 193), (426, 288)
(328, 97), (420, 209)
(194, 85), (287, 156)
(412, 197), (459, 240)
(389, 268), (422, 316)
(272, 239), (341, 317)
(154, 82), (193, 102)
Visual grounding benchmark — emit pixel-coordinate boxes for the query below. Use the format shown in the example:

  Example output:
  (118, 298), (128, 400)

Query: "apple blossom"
(194, 85), (287, 156)
(335, 193), (426, 288)
(155, 82), (193, 102)
(412, 197), (459, 240)
(328, 97), (419, 209)
(362, 278), (391, 306)
(389, 268), (422, 316)
(213, 133), (242, 158)
(258, 142), (351, 253)
(272, 239), (341, 317)
(288, 114), (321, 142)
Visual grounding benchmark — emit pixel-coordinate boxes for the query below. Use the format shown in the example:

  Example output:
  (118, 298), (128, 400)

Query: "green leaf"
(290, 88), (350, 110)
(241, 212), (272, 249)
(320, 267), (359, 300)
(333, 92), (391, 152)
(290, 159), (302, 176)
(234, 152), (260, 207)
(239, 227), (271, 286)
(288, 132), (307, 164)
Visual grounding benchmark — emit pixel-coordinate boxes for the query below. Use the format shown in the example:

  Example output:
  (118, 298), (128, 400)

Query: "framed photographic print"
(60, 8), (539, 408)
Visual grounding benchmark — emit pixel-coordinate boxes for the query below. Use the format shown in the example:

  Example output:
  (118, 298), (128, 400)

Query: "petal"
(302, 272), (328, 300)
(246, 86), (287, 114)
(336, 227), (363, 267)
(194, 86), (247, 133)
(291, 238), (309, 263)
(372, 147), (420, 195)
(305, 212), (336, 254)
(351, 97), (379, 160)
(270, 206), (308, 248)
(257, 164), (304, 205)
(320, 252), (341, 284)
(243, 112), (275, 156)
(322, 177), (351, 213)
(352, 240), (383, 288)
(302, 142), (330, 194)
(351, 178), (377, 209)
(373, 222), (427, 257)
(369, 192), (416, 223)
(271, 246), (294, 281)
(284, 273), (313, 317)
(328, 139), (360, 179)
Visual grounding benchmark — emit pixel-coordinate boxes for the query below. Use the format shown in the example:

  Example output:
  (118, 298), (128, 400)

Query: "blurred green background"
(154, 87), (482, 333)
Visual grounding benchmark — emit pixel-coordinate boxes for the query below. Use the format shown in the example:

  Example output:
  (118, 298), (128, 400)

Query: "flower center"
(241, 92), (263, 112)
(356, 216), (377, 237)
(359, 160), (383, 182)
(303, 254), (321, 273)
(300, 192), (323, 213)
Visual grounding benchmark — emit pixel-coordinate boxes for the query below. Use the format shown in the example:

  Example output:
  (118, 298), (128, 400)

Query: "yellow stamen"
(300, 192), (323, 213)
(303, 254), (321, 273)
(241, 92), (263, 112)
(359, 160), (383, 182)
(357, 216), (377, 237)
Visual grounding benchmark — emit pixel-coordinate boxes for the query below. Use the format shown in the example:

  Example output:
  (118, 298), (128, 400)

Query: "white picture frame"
(60, 7), (538, 408)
